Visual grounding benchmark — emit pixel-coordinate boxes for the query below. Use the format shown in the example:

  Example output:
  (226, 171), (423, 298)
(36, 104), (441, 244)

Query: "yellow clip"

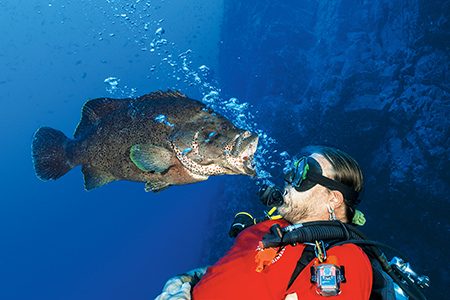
(268, 207), (277, 215)
(267, 207), (283, 220)
(315, 240), (326, 263)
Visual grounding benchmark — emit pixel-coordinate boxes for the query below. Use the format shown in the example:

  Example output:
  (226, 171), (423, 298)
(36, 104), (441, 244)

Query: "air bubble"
(104, 77), (120, 93)
(155, 27), (165, 35)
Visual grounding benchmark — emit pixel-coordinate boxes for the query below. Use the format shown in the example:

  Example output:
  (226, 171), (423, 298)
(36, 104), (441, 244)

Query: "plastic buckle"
(314, 240), (327, 263)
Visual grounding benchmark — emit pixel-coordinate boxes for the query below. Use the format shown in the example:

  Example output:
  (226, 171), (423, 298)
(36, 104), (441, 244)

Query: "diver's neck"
(294, 216), (347, 224)
(294, 216), (328, 224)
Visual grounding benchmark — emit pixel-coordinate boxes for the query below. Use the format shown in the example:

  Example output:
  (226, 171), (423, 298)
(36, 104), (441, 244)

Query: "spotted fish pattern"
(31, 91), (259, 192)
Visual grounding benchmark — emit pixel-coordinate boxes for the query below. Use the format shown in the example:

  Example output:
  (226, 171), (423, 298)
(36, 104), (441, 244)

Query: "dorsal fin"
(139, 90), (187, 101)
(74, 97), (127, 138)
(73, 91), (186, 138)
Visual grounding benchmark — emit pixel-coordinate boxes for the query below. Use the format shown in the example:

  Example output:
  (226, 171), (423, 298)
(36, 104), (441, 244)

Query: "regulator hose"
(261, 220), (428, 300)
(261, 220), (365, 248)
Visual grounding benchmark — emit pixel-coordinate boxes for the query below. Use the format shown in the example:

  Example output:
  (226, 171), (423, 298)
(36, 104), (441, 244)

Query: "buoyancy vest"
(192, 219), (372, 300)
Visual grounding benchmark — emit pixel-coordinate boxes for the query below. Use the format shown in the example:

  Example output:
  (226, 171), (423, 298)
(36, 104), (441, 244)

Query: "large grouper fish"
(32, 91), (259, 192)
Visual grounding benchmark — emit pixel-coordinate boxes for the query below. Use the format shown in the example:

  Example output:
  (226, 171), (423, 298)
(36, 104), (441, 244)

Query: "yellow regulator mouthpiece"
(267, 207), (283, 220)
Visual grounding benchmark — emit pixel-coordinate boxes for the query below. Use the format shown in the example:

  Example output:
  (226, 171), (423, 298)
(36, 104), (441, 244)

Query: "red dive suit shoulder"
(193, 220), (372, 300)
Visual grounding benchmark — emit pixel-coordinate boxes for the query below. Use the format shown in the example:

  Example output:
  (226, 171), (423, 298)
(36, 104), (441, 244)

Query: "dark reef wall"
(202, 1), (449, 298)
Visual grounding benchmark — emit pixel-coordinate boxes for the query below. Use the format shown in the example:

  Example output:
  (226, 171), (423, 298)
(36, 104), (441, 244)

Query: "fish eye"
(220, 123), (230, 131)
(201, 107), (214, 114)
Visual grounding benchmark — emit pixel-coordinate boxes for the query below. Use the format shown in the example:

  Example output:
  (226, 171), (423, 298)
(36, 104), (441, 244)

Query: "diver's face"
(278, 153), (334, 224)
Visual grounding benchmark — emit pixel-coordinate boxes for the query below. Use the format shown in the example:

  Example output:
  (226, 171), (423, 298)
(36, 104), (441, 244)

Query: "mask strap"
(307, 172), (359, 203)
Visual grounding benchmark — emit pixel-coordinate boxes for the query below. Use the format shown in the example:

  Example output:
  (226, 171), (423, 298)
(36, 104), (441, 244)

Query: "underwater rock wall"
(203, 1), (449, 298)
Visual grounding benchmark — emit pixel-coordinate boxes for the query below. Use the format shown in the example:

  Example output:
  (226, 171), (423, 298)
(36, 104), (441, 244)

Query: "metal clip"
(314, 240), (327, 263)
(389, 257), (430, 289)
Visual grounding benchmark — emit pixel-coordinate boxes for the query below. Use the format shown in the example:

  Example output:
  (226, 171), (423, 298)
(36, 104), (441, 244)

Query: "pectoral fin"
(145, 180), (170, 192)
(130, 144), (174, 173)
(82, 165), (116, 190)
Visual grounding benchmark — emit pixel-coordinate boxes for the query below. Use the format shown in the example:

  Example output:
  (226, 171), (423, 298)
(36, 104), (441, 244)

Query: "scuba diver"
(156, 146), (429, 300)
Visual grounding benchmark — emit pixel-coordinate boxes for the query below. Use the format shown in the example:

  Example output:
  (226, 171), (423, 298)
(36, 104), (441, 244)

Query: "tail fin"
(31, 127), (73, 180)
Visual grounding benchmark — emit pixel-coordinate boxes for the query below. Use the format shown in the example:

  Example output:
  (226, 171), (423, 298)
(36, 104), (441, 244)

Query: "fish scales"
(32, 91), (259, 192)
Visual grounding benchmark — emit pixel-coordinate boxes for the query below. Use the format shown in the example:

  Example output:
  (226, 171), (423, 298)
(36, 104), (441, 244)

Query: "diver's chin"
(277, 203), (288, 213)
(276, 204), (295, 223)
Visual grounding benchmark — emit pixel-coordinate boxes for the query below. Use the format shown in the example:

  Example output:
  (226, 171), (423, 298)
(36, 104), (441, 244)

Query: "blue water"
(1, 0), (448, 299)
(1, 1), (226, 299)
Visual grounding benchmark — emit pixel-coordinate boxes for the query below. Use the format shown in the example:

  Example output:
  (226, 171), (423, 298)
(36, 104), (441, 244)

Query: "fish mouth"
(228, 131), (259, 176)
(242, 153), (256, 175)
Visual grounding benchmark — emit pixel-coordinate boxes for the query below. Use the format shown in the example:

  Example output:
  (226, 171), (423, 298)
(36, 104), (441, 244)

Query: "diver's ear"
(329, 190), (345, 208)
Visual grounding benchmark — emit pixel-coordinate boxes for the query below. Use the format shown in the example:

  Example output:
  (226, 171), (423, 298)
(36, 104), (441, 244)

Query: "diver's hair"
(301, 145), (364, 222)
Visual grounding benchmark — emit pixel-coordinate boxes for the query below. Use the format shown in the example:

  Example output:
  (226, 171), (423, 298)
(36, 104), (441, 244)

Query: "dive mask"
(284, 156), (360, 204)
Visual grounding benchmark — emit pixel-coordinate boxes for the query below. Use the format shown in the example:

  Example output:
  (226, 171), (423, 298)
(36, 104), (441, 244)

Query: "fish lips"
(243, 156), (257, 176)
(233, 132), (259, 176)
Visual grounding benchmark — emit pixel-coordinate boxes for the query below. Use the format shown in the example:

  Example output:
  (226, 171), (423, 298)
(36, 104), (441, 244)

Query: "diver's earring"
(327, 205), (336, 221)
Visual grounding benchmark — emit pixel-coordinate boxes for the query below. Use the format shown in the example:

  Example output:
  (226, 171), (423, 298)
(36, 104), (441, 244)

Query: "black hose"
(332, 239), (408, 260)
(261, 221), (428, 300)
(262, 220), (366, 248)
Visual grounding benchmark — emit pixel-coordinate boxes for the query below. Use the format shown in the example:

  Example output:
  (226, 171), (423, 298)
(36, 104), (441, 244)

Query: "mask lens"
(284, 157), (318, 192)
(293, 158), (308, 186)
(284, 170), (294, 184)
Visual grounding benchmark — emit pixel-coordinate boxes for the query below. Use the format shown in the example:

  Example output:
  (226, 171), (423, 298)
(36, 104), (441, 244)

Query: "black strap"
(287, 245), (316, 290)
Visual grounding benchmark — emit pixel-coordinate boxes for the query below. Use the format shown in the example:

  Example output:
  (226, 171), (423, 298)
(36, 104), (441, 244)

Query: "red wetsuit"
(193, 219), (372, 300)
